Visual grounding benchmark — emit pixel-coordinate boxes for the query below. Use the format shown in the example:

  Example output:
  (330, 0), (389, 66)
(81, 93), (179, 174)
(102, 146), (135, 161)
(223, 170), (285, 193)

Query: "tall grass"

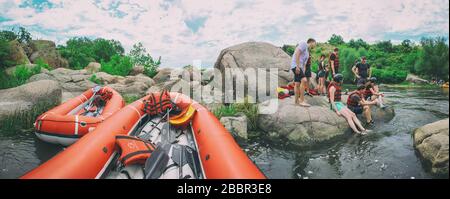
(213, 97), (259, 131)
(0, 100), (58, 133)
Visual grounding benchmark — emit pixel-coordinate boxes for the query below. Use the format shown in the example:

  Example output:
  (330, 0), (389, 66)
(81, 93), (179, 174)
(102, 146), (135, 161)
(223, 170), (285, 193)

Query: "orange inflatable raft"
(34, 86), (124, 146)
(22, 91), (265, 179)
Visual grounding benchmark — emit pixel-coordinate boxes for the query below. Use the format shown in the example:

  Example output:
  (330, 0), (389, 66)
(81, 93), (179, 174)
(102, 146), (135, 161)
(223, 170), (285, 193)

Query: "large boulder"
(257, 97), (350, 147)
(413, 118), (449, 177)
(214, 42), (292, 85)
(29, 40), (69, 68)
(220, 115), (248, 140)
(153, 68), (175, 83)
(8, 40), (30, 65)
(214, 42), (293, 102)
(85, 62), (101, 74)
(406, 74), (428, 84)
(28, 68), (95, 92)
(129, 65), (145, 76)
(0, 80), (61, 121)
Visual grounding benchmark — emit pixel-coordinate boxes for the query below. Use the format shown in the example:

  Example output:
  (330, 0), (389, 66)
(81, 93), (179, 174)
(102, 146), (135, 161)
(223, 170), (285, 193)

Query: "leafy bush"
(0, 38), (12, 68)
(13, 65), (41, 84)
(100, 55), (133, 76)
(58, 37), (124, 69)
(35, 58), (52, 70)
(89, 74), (102, 85)
(213, 97), (259, 131)
(129, 42), (161, 78)
(371, 68), (407, 83)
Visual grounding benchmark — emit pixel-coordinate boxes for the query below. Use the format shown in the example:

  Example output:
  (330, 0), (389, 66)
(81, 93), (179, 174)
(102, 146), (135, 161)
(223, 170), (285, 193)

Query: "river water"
(0, 88), (448, 179)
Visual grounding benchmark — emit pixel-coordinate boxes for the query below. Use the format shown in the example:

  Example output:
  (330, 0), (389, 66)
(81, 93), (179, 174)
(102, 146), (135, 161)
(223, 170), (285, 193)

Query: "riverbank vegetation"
(213, 97), (259, 131)
(0, 27), (161, 89)
(282, 34), (449, 84)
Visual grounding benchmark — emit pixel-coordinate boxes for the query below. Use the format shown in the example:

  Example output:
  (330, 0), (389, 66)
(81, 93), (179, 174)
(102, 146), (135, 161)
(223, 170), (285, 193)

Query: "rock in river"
(0, 80), (61, 121)
(413, 118), (449, 177)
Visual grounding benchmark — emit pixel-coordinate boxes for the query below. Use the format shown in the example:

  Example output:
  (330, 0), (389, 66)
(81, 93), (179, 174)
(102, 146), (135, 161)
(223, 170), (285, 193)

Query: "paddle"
(144, 144), (170, 179)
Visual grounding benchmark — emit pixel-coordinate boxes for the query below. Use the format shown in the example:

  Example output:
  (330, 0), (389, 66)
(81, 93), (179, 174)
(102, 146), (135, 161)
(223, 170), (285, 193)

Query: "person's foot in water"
(366, 120), (374, 126)
(359, 129), (372, 135)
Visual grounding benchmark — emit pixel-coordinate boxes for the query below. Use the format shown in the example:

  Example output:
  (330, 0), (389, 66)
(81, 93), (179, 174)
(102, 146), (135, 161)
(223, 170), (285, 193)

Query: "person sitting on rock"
(365, 77), (386, 108)
(347, 85), (378, 126)
(328, 74), (370, 135)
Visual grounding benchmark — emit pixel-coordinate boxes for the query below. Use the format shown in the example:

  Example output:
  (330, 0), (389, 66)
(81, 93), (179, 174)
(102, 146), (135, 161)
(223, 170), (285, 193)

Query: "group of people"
(291, 38), (386, 135)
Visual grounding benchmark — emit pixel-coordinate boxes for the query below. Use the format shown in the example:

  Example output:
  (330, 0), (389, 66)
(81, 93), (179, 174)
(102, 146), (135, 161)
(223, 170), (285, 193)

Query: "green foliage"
(0, 38), (11, 68)
(328, 34), (345, 46)
(282, 35), (449, 83)
(415, 37), (449, 80)
(89, 74), (102, 85)
(123, 95), (141, 104)
(35, 58), (51, 70)
(129, 42), (161, 78)
(16, 27), (31, 44)
(282, 44), (296, 56)
(13, 65), (40, 84)
(0, 30), (17, 41)
(100, 54), (133, 76)
(213, 97), (259, 131)
(58, 37), (124, 69)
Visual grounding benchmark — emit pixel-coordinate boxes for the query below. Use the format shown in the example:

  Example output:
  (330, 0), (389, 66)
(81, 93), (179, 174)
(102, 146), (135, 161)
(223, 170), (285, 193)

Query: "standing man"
(329, 48), (340, 78)
(352, 56), (371, 86)
(291, 38), (317, 107)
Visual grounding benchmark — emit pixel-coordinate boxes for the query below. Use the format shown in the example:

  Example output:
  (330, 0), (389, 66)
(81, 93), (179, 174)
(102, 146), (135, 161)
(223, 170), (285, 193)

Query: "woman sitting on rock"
(328, 74), (370, 135)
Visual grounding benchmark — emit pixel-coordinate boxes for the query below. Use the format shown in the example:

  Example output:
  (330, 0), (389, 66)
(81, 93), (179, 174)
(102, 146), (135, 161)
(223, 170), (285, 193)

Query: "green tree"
(374, 40), (394, 53)
(328, 34), (345, 46)
(100, 54), (133, 76)
(92, 38), (124, 62)
(0, 38), (11, 68)
(0, 30), (17, 41)
(16, 27), (31, 44)
(129, 42), (161, 78)
(416, 37), (449, 80)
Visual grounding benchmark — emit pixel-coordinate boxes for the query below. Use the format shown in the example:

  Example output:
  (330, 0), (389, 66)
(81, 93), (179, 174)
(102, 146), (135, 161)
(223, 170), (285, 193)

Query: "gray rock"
(129, 65), (145, 76)
(413, 118), (449, 176)
(8, 40), (30, 65)
(153, 68), (174, 83)
(0, 80), (61, 121)
(93, 72), (123, 84)
(85, 62), (101, 74)
(220, 115), (248, 139)
(406, 74), (428, 84)
(257, 97), (349, 147)
(29, 40), (69, 68)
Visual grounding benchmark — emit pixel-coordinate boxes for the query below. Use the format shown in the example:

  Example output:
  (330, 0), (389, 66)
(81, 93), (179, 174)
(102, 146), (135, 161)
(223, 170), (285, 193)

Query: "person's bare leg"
(348, 109), (366, 131)
(340, 110), (361, 134)
(299, 78), (310, 106)
(294, 82), (300, 105)
(363, 105), (372, 123)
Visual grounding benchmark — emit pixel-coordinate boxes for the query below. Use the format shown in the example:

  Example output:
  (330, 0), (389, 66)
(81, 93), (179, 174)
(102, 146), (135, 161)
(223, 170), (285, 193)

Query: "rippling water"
(0, 88), (448, 179)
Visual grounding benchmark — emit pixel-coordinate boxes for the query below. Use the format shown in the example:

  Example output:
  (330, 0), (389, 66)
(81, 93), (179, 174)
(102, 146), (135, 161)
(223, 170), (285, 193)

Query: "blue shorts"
(348, 105), (363, 114)
(334, 102), (345, 112)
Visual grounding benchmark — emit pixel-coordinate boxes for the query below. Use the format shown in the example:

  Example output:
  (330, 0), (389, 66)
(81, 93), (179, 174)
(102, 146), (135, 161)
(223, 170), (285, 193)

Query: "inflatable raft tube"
(22, 92), (265, 179)
(34, 86), (124, 146)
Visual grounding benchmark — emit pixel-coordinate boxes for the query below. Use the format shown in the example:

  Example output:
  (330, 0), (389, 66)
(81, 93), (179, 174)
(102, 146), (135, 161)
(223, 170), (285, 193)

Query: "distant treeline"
(282, 34), (449, 83)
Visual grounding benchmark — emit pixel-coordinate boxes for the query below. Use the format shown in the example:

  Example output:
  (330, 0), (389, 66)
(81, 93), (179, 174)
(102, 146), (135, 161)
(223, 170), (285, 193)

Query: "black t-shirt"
(356, 63), (370, 78)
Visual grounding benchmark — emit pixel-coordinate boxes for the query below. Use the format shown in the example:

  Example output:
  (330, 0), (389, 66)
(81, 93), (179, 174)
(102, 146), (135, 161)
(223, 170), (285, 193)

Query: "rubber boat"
(22, 91), (265, 179)
(34, 86), (124, 146)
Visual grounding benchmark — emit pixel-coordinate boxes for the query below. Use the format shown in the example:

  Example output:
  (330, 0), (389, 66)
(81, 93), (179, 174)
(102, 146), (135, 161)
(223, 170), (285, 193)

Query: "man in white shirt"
(291, 38), (317, 107)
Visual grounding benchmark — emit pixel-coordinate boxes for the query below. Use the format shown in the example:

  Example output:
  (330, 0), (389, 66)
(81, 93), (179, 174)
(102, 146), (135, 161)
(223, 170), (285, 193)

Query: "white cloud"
(0, 0), (448, 67)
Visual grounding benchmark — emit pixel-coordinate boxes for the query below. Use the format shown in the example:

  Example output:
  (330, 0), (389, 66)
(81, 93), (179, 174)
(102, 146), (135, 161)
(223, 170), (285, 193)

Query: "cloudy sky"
(0, 0), (448, 67)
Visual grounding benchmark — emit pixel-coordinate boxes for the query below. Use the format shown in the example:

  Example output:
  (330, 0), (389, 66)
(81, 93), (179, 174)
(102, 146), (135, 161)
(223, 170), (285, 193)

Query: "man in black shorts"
(352, 56), (371, 86)
(291, 38), (316, 107)
(329, 48), (339, 78)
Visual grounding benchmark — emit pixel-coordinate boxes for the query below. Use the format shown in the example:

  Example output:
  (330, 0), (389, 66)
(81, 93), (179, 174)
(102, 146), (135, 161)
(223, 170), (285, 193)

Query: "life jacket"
(116, 135), (156, 166)
(347, 92), (362, 107)
(327, 82), (342, 102)
(329, 52), (339, 70)
(143, 90), (175, 116)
